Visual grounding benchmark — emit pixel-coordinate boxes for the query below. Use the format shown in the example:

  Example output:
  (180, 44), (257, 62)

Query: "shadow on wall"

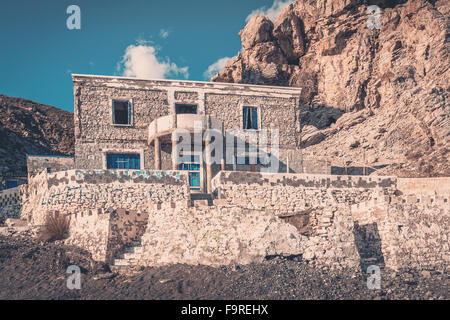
(353, 221), (385, 272)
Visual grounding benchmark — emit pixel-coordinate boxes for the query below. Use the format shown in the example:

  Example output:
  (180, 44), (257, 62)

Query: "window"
(243, 106), (258, 130)
(106, 153), (140, 169)
(175, 104), (197, 114)
(236, 156), (261, 165)
(113, 100), (130, 125)
(6, 180), (18, 189)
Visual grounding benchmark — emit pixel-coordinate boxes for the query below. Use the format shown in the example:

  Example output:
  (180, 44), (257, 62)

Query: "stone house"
(72, 74), (303, 193)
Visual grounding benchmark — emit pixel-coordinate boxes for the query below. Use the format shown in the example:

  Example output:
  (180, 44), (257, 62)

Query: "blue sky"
(0, 0), (294, 111)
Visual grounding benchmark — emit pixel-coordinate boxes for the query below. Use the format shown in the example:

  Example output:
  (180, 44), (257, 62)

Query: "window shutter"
(252, 107), (258, 129)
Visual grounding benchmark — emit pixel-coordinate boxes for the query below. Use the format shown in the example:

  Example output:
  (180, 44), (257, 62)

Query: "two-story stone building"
(72, 74), (302, 193)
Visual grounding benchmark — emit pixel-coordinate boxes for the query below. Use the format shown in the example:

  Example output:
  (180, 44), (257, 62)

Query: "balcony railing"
(148, 114), (223, 143)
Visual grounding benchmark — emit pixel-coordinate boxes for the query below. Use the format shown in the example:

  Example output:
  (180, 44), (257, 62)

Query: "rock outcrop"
(0, 94), (74, 176)
(212, 0), (449, 177)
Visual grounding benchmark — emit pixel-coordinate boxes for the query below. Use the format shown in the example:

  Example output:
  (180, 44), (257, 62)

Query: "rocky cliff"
(213, 0), (449, 177)
(0, 94), (74, 176)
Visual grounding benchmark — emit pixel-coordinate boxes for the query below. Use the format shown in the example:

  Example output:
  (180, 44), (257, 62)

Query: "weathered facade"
(72, 74), (303, 193)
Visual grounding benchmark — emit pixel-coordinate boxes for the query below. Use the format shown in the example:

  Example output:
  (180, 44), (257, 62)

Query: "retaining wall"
(211, 171), (449, 271)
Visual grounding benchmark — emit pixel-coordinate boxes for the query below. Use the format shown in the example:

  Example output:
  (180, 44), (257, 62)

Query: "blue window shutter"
(107, 153), (140, 169)
(252, 107), (258, 129)
(243, 107), (249, 129)
(128, 101), (130, 124)
(6, 180), (18, 189)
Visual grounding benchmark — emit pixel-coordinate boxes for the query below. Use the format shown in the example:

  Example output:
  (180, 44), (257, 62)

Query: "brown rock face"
(239, 15), (274, 50)
(212, 0), (449, 177)
(273, 4), (306, 63)
(0, 94), (74, 176)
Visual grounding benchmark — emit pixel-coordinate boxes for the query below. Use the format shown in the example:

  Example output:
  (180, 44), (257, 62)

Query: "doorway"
(178, 153), (202, 192)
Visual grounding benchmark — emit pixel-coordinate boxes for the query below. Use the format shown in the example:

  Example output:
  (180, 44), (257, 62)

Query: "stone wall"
(22, 169), (188, 225)
(27, 155), (75, 178)
(20, 169), (49, 223)
(0, 187), (21, 220)
(65, 208), (110, 261)
(210, 171), (449, 272)
(106, 208), (149, 262)
(13, 165), (449, 272)
(64, 207), (150, 262)
(124, 201), (302, 267)
(396, 177), (450, 196)
(21, 169), (190, 262)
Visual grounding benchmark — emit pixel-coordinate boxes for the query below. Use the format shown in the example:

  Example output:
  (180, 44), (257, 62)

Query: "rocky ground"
(0, 230), (447, 300)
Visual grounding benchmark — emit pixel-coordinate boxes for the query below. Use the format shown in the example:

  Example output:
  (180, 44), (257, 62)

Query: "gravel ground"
(0, 231), (448, 300)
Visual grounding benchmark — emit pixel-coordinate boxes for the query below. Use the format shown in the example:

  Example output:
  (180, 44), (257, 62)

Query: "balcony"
(148, 114), (223, 144)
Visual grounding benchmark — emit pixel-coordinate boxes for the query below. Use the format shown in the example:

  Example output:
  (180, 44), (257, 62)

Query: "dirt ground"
(0, 231), (448, 300)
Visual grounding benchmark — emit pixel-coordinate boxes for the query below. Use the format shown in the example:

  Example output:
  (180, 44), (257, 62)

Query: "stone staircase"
(110, 195), (226, 273)
(109, 192), (238, 273)
(110, 240), (145, 273)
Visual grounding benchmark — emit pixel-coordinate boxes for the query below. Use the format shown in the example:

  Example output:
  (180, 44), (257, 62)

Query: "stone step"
(112, 259), (129, 266)
(123, 252), (140, 260)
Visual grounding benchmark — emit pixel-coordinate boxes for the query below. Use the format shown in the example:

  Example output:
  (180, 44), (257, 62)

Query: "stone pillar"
(205, 137), (213, 194)
(172, 135), (178, 171)
(154, 137), (161, 170)
(286, 153), (290, 173)
(221, 135), (226, 171)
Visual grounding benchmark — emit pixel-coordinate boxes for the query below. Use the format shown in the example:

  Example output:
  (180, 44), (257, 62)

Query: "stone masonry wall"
(21, 169), (190, 262)
(114, 172), (398, 269)
(134, 201), (302, 267)
(0, 187), (21, 220)
(211, 171), (449, 271)
(14, 165), (448, 271)
(64, 207), (150, 262)
(73, 75), (303, 173)
(23, 169), (188, 225)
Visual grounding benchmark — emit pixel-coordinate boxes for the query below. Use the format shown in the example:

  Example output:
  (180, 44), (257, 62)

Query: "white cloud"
(245, 0), (295, 22)
(118, 43), (189, 79)
(159, 29), (169, 39)
(203, 57), (230, 79)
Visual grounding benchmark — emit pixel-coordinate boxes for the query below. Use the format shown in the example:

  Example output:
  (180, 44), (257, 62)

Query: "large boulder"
(239, 15), (274, 50)
(273, 4), (306, 63)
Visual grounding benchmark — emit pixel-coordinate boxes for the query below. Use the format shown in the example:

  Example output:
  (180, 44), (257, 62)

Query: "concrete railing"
(148, 114), (223, 143)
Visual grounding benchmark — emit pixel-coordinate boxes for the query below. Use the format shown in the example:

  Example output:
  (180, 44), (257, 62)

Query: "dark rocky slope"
(0, 94), (74, 176)
(0, 232), (447, 299)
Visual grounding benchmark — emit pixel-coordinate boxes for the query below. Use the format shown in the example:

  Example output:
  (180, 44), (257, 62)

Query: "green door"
(178, 155), (201, 191)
